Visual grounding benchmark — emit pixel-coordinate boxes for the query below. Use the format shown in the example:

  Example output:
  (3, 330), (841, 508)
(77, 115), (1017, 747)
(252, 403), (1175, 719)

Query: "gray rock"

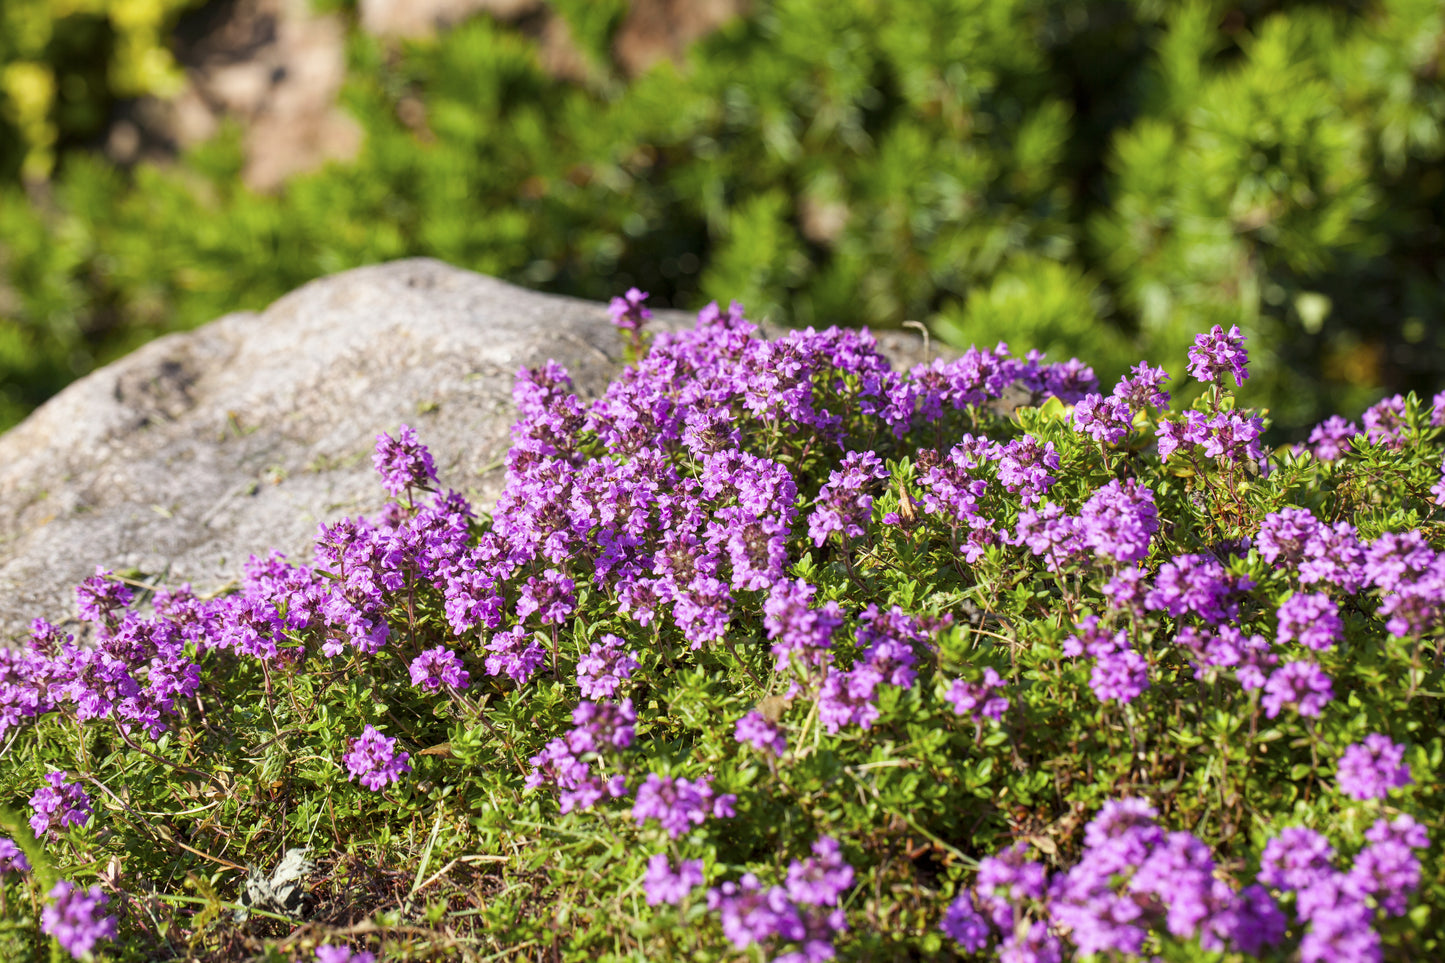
(0, 259), (939, 641)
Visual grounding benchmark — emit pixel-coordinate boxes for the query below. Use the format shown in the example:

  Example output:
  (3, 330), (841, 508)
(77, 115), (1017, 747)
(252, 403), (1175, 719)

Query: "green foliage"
(1, 0), (1444, 433)
(0, 0), (201, 182)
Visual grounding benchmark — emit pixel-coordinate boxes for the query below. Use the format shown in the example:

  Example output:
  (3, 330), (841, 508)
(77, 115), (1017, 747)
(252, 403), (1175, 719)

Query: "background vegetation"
(1, 0), (1443, 433)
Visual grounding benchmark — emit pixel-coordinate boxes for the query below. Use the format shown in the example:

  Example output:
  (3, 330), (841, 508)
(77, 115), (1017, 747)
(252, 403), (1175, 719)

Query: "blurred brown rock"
(357, 0), (544, 38)
(613, 0), (749, 77)
(108, 0), (360, 191)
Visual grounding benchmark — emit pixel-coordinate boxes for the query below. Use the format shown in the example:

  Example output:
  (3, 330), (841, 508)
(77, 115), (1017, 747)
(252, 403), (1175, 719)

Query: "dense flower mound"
(0, 297), (1442, 961)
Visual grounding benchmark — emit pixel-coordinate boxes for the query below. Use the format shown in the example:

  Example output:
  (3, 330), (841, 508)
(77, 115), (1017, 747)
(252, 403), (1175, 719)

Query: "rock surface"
(0, 259), (937, 641)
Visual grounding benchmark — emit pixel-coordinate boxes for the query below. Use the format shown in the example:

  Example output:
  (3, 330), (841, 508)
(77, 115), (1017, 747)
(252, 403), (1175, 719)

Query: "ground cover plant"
(0, 295), (1443, 961)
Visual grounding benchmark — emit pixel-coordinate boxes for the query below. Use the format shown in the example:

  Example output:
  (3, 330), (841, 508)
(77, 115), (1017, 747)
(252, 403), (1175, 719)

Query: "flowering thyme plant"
(0, 300), (1441, 961)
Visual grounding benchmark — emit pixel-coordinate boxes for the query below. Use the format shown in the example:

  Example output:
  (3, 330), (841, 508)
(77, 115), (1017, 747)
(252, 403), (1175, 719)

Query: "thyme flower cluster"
(0, 295), (1440, 961)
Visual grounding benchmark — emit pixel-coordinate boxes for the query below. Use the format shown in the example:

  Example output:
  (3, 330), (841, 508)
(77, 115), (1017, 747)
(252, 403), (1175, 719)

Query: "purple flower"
(1079, 478), (1158, 563)
(944, 667), (1009, 722)
(0, 649), (54, 740)
(484, 626), (547, 683)
(28, 616), (69, 656)
(1348, 816), (1430, 918)
(1084, 797), (1160, 850)
(508, 360), (584, 464)
(764, 579), (843, 672)
(564, 699), (637, 753)
(1259, 827), (1335, 891)
(1175, 625), (1277, 690)
(1072, 393), (1134, 445)
(344, 725), (412, 791)
(915, 436), (991, 519)
(525, 700), (635, 814)
(906, 345), (1018, 423)
(1300, 520), (1366, 592)
(1294, 873), (1379, 963)
(1306, 415), (1358, 462)
(1112, 361), (1171, 411)
(608, 287), (652, 333)
(1128, 831), (1233, 943)
(785, 836), (854, 906)
(1362, 394), (1407, 449)
(815, 606), (937, 734)
(1337, 734), (1412, 800)
(940, 892), (990, 952)
(1103, 565), (1148, 616)
(1350, 834), (1423, 918)
(75, 566), (133, 627)
(1000, 921), (1062, 963)
(1067, 617), (1149, 704)
(1187, 324), (1249, 385)
(735, 710), (787, 757)
(1041, 355), (1099, 403)
(29, 772), (92, 838)
(0, 836), (29, 876)
(1031, 800), (1292, 959)
(1363, 530), (1435, 593)
(643, 854), (704, 906)
(705, 867), (848, 962)
(42, 881), (117, 960)
(1221, 884), (1288, 955)
(315, 948), (377, 963)
(975, 843), (1048, 931)
(1375, 552), (1445, 637)
(1015, 502), (1083, 573)
(1366, 813), (1429, 850)
(516, 569), (577, 625)
(632, 773), (736, 839)
(1049, 846), (1151, 960)
(407, 646), (469, 691)
(1262, 661), (1333, 719)
(671, 575), (734, 647)
(576, 634), (640, 700)
(1202, 411), (1266, 467)
(1275, 592), (1342, 651)
(1145, 553), (1251, 625)
(372, 424), (438, 497)
(994, 435), (1059, 505)
(807, 450), (889, 545)
(1156, 410), (1210, 461)
(706, 873), (803, 951)
(1089, 643), (1150, 704)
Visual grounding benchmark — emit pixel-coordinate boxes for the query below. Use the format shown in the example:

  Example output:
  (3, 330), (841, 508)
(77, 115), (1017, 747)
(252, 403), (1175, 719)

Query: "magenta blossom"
(42, 881), (117, 960)
(29, 772), (92, 839)
(1187, 324), (1249, 385)
(643, 854), (705, 906)
(735, 710), (788, 757)
(608, 287), (652, 332)
(408, 645), (469, 691)
(344, 725), (412, 791)
(1262, 661), (1333, 719)
(1337, 734), (1412, 801)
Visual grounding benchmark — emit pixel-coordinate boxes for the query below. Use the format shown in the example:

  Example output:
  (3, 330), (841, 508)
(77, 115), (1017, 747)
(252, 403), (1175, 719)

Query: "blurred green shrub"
(0, 0), (200, 182)
(1, 0), (1443, 432)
